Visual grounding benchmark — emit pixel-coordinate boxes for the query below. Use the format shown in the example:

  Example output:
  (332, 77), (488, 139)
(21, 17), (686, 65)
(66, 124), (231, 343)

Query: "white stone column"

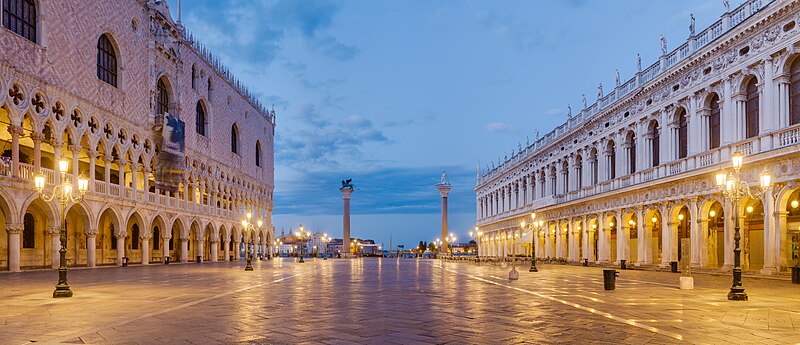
(6, 224), (23, 272)
(723, 199), (734, 270)
(341, 188), (354, 256)
(689, 199), (700, 268)
(636, 209), (646, 265)
(567, 220), (574, 261)
(777, 78), (790, 127)
(597, 215), (608, 263)
(8, 125), (22, 178)
(581, 217), (589, 261)
(555, 220), (563, 258)
(180, 236), (190, 262)
(616, 212), (626, 264)
(210, 239), (219, 262)
(49, 226), (61, 269)
(233, 237), (240, 261)
(762, 58), (775, 137)
(141, 236), (150, 265)
(85, 228), (97, 267)
(437, 183), (451, 254)
(116, 234), (126, 266)
(660, 205), (672, 267)
(31, 132), (43, 173)
(223, 239), (231, 261)
(761, 189), (776, 274)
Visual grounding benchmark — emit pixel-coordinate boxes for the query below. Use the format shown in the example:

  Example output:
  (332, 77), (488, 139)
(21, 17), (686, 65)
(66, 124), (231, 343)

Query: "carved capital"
(7, 125), (24, 136)
(87, 149), (98, 158)
(85, 228), (99, 236)
(5, 223), (23, 234)
(69, 145), (82, 153)
(179, 235), (190, 241)
(47, 226), (62, 235)
(50, 139), (64, 147)
(30, 132), (45, 143)
(115, 233), (127, 239)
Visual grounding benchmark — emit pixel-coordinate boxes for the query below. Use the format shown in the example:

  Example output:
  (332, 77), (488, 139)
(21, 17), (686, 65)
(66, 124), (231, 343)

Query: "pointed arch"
(97, 33), (119, 87)
(195, 100), (207, 136)
(231, 123), (239, 154)
(745, 76), (759, 138)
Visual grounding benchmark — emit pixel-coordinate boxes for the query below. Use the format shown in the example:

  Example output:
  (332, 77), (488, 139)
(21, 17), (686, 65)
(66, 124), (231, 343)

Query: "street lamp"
(715, 151), (771, 301)
(296, 226), (310, 263)
(321, 233), (330, 260)
(525, 212), (544, 272)
(470, 226), (483, 260)
(240, 212), (263, 271)
(34, 159), (88, 298)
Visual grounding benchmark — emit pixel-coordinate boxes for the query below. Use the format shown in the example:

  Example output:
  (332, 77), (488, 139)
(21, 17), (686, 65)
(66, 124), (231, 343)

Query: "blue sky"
(170, 0), (726, 247)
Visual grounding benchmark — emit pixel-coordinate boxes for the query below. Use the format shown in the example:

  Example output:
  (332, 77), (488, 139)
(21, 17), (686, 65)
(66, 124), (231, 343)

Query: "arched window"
(97, 34), (118, 87)
(231, 124), (239, 154)
(131, 224), (140, 250)
(790, 59), (800, 126)
(678, 108), (688, 159)
(3, 0), (36, 43)
(195, 101), (206, 136)
(709, 94), (721, 149)
(745, 78), (759, 138)
(608, 141), (616, 180)
(23, 212), (34, 248)
(191, 65), (197, 90)
(650, 121), (660, 167)
(627, 132), (636, 174)
(153, 227), (160, 250)
(156, 78), (169, 115)
(255, 141), (262, 167)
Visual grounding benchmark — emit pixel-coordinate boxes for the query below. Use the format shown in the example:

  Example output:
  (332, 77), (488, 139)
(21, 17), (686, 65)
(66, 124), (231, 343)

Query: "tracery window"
(156, 78), (168, 115)
(3, 0), (36, 42)
(195, 101), (206, 136)
(231, 124), (239, 154)
(97, 34), (118, 87)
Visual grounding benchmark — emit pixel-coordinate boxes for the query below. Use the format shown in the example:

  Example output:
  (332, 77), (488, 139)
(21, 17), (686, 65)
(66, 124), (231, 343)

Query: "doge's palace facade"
(475, 0), (800, 275)
(0, 0), (275, 271)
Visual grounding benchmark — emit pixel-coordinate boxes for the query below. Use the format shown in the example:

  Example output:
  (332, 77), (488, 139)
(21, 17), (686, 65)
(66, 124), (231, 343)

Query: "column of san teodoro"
(0, 0), (276, 271)
(474, 0), (800, 274)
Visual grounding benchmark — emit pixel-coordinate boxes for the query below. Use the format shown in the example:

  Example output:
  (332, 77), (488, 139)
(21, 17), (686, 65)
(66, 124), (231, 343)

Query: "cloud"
(485, 122), (515, 133)
(276, 105), (390, 169)
(274, 165), (476, 216)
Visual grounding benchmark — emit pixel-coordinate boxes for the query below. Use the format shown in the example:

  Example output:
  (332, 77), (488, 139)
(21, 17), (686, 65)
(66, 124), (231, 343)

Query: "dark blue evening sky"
(170, 0), (726, 247)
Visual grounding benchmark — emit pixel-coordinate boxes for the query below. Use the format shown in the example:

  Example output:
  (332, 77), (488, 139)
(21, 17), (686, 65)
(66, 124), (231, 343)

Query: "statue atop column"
(439, 171), (449, 186)
(689, 14), (695, 36)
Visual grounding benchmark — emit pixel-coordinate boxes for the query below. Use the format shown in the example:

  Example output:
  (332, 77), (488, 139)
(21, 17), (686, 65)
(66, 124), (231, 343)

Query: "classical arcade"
(475, 0), (800, 275)
(0, 0), (275, 271)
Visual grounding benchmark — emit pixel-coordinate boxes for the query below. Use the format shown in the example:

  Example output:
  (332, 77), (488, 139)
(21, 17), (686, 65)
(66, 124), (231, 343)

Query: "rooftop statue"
(660, 34), (667, 55)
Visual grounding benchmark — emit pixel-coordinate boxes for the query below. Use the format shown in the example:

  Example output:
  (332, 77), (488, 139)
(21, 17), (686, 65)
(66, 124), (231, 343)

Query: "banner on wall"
(154, 113), (185, 193)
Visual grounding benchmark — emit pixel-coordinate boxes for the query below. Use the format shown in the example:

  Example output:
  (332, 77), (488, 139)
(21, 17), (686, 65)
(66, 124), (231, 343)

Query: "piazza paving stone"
(1, 258), (800, 344)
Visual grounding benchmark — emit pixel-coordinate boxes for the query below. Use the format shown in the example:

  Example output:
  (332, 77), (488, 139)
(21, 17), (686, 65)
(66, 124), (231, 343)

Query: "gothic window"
(745, 78), (759, 139)
(153, 227), (160, 250)
(231, 124), (239, 154)
(22, 212), (34, 248)
(195, 101), (206, 136)
(96, 34), (118, 87)
(709, 94), (721, 149)
(3, 0), (36, 43)
(790, 59), (800, 126)
(131, 224), (139, 250)
(255, 141), (262, 167)
(156, 78), (169, 115)
(678, 108), (688, 159)
(650, 121), (660, 167)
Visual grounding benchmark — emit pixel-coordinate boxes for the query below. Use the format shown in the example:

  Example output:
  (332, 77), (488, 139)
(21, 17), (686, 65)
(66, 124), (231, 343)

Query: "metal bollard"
(603, 269), (616, 290)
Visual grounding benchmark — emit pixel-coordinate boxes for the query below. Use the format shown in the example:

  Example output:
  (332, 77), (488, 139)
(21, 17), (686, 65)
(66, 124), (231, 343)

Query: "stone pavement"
(0, 258), (799, 344)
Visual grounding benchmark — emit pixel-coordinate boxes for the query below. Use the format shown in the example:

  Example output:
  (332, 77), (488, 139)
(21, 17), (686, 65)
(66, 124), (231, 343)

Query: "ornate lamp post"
(447, 234), (456, 255)
(34, 159), (88, 298)
(296, 226), (310, 263)
(240, 213), (263, 271)
(470, 226), (483, 260)
(525, 212), (544, 272)
(322, 234), (330, 260)
(715, 151), (771, 301)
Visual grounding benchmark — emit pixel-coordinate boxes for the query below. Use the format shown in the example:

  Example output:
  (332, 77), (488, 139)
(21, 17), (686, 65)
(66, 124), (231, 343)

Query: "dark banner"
(154, 114), (185, 193)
